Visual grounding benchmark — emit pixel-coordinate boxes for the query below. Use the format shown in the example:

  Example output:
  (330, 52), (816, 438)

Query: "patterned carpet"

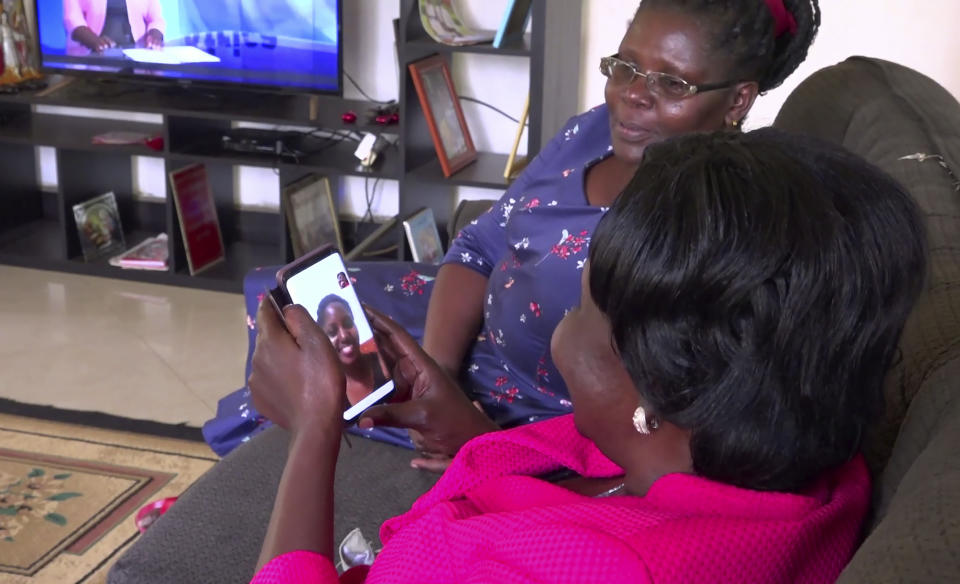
(0, 413), (217, 583)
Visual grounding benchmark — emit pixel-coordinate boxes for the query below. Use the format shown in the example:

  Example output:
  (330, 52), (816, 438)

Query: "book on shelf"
(493, 0), (533, 49)
(403, 207), (443, 264)
(168, 163), (225, 275)
(108, 233), (169, 271)
(72, 191), (126, 261)
(282, 174), (343, 257)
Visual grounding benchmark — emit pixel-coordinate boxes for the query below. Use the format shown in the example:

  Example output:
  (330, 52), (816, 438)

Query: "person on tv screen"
(316, 294), (388, 406)
(64, 0), (165, 56)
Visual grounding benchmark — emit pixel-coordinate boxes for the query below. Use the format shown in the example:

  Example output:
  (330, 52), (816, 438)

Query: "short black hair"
(636, 0), (820, 92)
(589, 128), (927, 492)
(316, 294), (352, 324)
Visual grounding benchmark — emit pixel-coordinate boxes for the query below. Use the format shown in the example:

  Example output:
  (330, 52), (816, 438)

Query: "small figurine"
(0, 10), (22, 85)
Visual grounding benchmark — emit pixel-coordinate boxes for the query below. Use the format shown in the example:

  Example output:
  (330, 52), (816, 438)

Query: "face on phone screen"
(283, 252), (394, 422)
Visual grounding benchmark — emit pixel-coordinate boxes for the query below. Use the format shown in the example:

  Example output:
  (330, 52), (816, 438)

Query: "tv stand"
(0, 76), (396, 292)
(0, 0), (582, 292)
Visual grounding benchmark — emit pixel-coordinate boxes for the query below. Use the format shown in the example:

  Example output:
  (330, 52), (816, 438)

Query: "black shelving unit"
(0, 0), (582, 292)
(0, 83), (392, 292)
(395, 0), (582, 232)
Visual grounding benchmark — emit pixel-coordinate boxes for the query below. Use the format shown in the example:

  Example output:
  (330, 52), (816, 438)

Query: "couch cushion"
(109, 426), (439, 584)
(837, 357), (960, 583)
(774, 57), (960, 476)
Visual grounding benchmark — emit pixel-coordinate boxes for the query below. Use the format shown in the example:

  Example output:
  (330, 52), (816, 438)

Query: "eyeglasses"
(599, 55), (740, 99)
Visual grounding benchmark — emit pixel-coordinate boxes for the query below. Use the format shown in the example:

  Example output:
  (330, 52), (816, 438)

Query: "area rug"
(0, 412), (218, 583)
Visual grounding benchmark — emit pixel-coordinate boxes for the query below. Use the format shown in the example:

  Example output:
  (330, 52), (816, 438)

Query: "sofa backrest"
(774, 56), (960, 583)
(774, 56), (960, 478)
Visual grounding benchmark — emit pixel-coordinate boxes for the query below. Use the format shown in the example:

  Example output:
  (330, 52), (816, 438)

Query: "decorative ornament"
(632, 405), (659, 435)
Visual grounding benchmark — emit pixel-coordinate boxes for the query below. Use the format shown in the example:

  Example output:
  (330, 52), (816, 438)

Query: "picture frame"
(72, 191), (125, 261)
(403, 207), (443, 264)
(168, 163), (225, 275)
(282, 174), (343, 257)
(408, 54), (477, 177)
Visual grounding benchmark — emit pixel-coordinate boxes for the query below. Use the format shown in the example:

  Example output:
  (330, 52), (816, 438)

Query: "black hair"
(316, 294), (352, 324)
(636, 0), (820, 92)
(589, 128), (927, 492)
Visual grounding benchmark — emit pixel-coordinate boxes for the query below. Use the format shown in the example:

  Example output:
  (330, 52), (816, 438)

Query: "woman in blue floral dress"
(206, 0), (821, 460)
(365, 0), (822, 469)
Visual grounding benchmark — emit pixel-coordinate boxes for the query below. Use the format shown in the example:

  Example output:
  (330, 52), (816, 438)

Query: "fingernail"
(357, 418), (373, 429)
(410, 461), (419, 469)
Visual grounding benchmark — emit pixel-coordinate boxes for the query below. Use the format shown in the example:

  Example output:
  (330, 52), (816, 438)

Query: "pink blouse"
(252, 414), (870, 583)
(63, 0), (165, 56)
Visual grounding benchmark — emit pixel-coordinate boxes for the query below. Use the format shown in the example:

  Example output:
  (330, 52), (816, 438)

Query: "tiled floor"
(0, 265), (248, 427)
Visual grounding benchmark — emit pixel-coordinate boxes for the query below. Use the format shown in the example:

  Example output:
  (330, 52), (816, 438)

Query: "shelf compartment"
(168, 139), (403, 180)
(407, 152), (511, 189)
(173, 239), (284, 293)
(403, 35), (532, 58)
(33, 78), (390, 134)
(0, 218), (66, 265)
(0, 112), (163, 154)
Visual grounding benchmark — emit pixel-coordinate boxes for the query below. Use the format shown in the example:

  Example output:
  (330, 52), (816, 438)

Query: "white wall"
(35, 0), (960, 216)
(579, 0), (960, 128)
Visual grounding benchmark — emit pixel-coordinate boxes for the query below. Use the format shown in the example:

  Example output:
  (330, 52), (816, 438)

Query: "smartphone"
(276, 245), (394, 423)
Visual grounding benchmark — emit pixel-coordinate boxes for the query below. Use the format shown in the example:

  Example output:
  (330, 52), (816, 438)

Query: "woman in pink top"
(63, 0), (165, 55)
(246, 128), (928, 583)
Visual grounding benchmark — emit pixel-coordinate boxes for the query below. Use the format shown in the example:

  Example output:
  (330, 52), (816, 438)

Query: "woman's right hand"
(359, 306), (498, 468)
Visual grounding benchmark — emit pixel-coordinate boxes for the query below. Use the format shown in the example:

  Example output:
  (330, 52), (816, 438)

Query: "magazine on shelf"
(109, 233), (169, 270)
(168, 164), (225, 275)
(72, 191), (126, 261)
(403, 207), (443, 264)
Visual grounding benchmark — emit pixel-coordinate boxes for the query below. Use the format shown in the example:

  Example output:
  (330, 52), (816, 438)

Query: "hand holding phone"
(358, 306), (499, 459)
(274, 246), (395, 422)
(249, 299), (346, 432)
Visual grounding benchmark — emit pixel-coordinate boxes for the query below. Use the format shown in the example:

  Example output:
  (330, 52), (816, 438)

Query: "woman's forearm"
(71, 26), (101, 50)
(255, 426), (341, 573)
(423, 264), (488, 377)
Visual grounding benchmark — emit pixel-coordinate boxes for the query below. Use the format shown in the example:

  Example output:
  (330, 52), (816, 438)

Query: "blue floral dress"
(446, 104), (613, 428)
(202, 105), (613, 456)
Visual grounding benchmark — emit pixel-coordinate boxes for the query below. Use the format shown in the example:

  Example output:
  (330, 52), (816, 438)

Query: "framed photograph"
(409, 55), (477, 177)
(169, 163), (225, 275)
(403, 207), (443, 264)
(72, 191), (125, 261)
(282, 174), (343, 257)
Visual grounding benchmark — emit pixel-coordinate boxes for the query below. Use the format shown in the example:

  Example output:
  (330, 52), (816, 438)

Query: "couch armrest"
(838, 357), (960, 583)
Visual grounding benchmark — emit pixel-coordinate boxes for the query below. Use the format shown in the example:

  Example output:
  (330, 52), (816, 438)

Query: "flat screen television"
(34, 0), (342, 94)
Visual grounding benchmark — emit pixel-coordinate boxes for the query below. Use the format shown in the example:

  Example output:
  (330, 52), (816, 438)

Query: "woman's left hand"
(358, 306), (498, 461)
(248, 300), (346, 435)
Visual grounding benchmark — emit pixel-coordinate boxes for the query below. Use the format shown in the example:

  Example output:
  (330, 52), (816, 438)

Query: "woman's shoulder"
(518, 104), (610, 183)
(556, 104), (611, 145)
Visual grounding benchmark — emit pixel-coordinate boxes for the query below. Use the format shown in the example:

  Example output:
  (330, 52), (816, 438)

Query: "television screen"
(34, 0), (342, 94)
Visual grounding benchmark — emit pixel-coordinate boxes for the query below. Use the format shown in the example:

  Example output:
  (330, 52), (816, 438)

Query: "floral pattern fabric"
(444, 104), (613, 428)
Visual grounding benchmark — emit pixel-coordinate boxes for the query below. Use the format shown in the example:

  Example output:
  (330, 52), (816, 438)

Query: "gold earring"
(730, 119), (740, 128)
(632, 405), (659, 434)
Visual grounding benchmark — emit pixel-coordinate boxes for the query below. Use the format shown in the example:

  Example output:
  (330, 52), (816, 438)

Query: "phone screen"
(283, 251), (394, 422)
